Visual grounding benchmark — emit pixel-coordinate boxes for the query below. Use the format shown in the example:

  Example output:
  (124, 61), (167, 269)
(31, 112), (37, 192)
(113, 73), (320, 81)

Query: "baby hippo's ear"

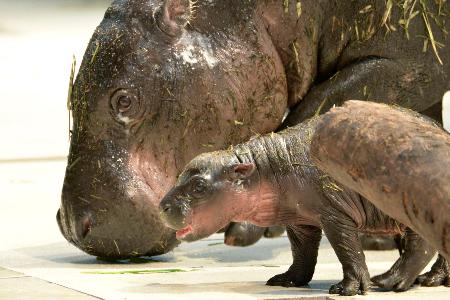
(230, 163), (256, 180)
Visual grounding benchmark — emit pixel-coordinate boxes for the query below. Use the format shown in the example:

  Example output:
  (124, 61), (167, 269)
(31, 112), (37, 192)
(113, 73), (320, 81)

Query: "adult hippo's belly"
(57, 0), (450, 258)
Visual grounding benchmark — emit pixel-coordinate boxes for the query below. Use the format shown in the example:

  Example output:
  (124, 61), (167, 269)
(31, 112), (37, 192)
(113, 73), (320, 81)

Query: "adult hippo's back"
(57, 0), (450, 258)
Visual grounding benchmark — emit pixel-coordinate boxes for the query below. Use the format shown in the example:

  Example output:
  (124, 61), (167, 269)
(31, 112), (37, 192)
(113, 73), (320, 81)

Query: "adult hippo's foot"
(416, 255), (450, 287)
(264, 225), (285, 238)
(224, 222), (265, 246)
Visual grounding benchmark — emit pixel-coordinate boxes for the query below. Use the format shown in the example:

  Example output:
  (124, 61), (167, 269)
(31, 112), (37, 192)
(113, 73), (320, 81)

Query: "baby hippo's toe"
(371, 271), (414, 292)
(266, 271), (309, 288)
(329, 276), (371, 296)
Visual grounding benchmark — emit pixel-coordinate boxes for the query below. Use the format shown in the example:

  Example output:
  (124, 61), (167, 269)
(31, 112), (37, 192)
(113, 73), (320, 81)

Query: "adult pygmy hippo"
(160, 116), (436, 296)
(58, 0), (450, 258)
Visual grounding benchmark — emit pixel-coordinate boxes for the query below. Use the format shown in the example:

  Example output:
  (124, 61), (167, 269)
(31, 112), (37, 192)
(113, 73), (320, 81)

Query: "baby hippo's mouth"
(176, 225), (193, 239)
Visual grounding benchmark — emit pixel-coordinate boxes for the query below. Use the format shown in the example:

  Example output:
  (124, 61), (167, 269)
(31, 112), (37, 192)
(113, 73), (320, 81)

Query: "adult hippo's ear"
(230, 163), (256, 180)
(156, 0), (193, 38)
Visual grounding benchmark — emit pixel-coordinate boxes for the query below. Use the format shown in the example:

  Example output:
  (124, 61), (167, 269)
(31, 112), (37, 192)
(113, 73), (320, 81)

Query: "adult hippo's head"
(57, 0), (287, 258)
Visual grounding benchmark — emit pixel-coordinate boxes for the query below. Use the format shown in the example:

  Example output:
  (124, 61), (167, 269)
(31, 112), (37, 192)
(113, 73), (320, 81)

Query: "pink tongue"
(176, 225), (193, 239)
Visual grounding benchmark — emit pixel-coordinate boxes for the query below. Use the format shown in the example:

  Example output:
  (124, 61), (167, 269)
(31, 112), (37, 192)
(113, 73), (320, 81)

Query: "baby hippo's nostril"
(162, 204), (172, 214)
(80, 215), (92, 239)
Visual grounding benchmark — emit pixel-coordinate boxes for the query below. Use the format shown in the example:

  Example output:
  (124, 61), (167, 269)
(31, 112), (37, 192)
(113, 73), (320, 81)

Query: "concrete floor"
(0, 1), (449, 299)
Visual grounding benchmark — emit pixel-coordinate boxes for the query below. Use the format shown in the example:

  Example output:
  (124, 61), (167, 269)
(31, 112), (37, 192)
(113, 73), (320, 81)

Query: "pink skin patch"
(176, 188), (264, 241)
(172, 181), (280, 242)
(176, 225), (193, 239)
(175, 197), (233, 241)
(128, 151), (177, 206)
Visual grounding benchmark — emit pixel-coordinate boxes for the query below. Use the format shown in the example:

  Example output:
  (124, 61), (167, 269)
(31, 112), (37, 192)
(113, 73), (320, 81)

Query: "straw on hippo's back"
(160, 115), (442, 295)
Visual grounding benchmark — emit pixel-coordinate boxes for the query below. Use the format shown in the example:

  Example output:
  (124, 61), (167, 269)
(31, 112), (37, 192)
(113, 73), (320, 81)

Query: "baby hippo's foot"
(415, 255), (450, 287)
(266, 271), (310, 287)
(372, 270), (415, 292)
(329, 275), (371, 296)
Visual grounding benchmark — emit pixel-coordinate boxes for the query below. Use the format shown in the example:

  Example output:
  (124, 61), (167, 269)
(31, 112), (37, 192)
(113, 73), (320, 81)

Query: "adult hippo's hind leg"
(266, 225), (321, 287)
(372, 229), (435, 291)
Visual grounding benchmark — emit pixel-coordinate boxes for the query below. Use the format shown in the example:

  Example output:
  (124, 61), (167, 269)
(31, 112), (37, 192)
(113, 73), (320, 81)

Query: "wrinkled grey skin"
(160, 117), (438, 296)
(58, 0), (450, 259)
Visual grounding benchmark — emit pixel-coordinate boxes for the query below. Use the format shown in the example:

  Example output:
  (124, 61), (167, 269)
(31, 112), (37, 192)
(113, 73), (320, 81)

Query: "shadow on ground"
(126, 280), (335, 297)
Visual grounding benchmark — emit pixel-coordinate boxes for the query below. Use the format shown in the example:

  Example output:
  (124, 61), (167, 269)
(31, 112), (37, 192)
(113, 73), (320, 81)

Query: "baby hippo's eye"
(192, 178), (207, 196)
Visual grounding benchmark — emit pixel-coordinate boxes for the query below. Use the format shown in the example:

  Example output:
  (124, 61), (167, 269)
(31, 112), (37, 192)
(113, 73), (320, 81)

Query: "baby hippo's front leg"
(267, 225), (321, 287)
(322, 218), (371, 296)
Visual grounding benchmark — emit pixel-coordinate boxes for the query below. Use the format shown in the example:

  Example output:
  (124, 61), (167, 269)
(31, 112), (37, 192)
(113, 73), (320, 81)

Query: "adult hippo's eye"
(117, 95), (132, 112)
(110, 89), (143, 123)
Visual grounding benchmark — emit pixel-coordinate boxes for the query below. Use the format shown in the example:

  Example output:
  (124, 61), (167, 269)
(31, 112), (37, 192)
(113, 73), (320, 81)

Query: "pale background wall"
(443, 91), (450, 130)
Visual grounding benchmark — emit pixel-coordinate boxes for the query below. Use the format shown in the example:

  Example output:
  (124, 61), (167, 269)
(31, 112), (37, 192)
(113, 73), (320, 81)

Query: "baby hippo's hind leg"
(416, 254), (450, 287)
(266, 225), (321, 287)
(322, 219), (371, 296)
(372, 228), (435, 292)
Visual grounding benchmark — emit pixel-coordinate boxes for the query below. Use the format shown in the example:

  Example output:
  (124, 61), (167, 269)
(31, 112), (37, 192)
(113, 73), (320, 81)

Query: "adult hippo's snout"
(58, 141), (179, 258)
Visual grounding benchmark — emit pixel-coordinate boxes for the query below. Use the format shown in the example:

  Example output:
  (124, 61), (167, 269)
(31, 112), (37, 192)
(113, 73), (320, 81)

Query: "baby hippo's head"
(159, 151), (257, 242)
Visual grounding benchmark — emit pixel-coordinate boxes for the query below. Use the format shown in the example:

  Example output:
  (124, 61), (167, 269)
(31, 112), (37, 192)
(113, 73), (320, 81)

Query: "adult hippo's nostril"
(56, 209), (63, 234)
(80, 215), (92, 239)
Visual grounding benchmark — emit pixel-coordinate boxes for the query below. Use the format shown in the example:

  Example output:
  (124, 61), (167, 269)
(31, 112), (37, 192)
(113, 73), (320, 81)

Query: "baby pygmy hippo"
(159, 117), (435, 296)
